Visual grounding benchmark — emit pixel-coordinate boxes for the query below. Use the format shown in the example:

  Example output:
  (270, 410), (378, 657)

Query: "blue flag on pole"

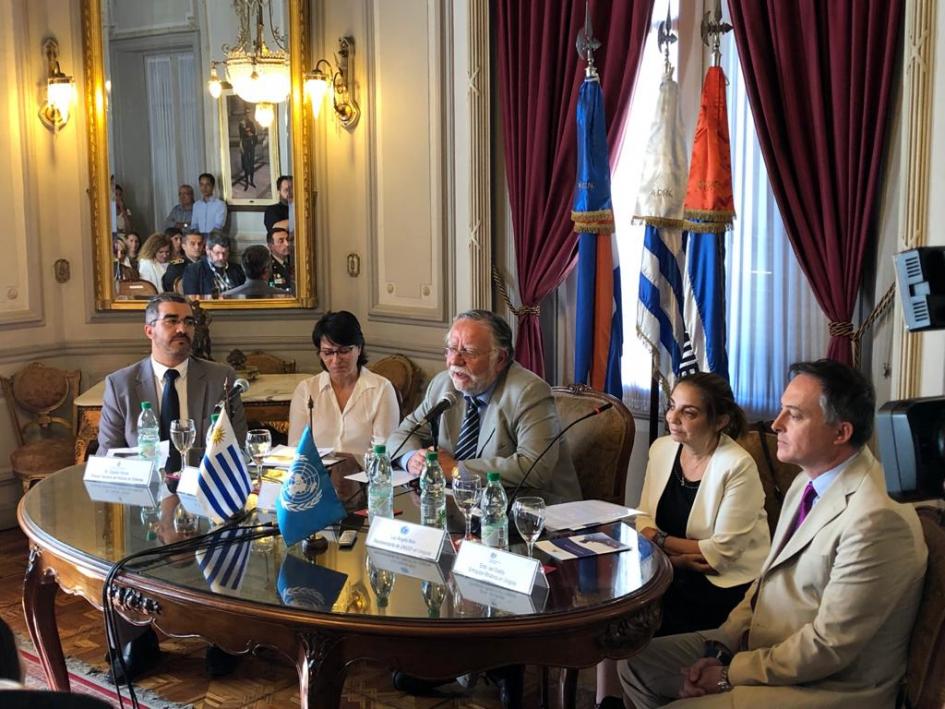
(275, 426), (346, 547)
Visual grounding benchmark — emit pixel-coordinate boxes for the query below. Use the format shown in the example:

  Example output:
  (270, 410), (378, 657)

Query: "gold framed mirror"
(82, 0), (314, 311)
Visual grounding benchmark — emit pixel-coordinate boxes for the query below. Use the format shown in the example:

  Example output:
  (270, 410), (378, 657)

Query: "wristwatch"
(653, 529), (668, 548)
(717, 666), (733, 692)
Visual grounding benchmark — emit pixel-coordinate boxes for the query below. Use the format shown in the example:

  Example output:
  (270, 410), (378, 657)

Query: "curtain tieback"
(492, 265), (540, 318)
(826, 283), (897, 367)
(827, 321), (855, 337)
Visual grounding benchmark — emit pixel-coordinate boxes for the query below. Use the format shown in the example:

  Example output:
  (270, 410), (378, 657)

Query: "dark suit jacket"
(222, 278), (290, 298)
(162, 256), (199, 292)
(96, 357), (248, 455)
(182, 258), (245, 296)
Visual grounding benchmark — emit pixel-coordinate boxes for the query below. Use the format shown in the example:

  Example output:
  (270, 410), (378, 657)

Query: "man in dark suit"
(181, 231), (245, 297)
(97, 293), (248, 681)
(266, 220), (293, 292)
(223, 245), (290, 298)
(264, 174), (292, 231)
(162, 231), (204, 293)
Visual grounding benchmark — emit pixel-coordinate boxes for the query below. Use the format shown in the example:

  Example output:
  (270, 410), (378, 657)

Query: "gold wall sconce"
(39, 37), (75, 132)
(304, 36), (360, 129)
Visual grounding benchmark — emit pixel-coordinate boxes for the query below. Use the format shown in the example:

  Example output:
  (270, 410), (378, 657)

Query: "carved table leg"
(297, 631), (346, 709)
(22, 548), (70, 691)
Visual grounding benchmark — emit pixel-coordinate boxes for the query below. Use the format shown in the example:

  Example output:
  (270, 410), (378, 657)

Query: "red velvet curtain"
(495, 0), (654, 376)
(728, 0), (904, 364)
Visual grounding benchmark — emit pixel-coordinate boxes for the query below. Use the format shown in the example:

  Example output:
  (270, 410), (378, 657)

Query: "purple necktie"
(787, 481), (817, 539)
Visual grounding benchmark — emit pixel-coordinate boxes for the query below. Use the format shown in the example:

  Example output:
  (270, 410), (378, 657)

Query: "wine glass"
(169, 418), (196, 481)
(452, 476), (482, 541)
(512, 497), (546, 558)
(246, 429), (272, 489)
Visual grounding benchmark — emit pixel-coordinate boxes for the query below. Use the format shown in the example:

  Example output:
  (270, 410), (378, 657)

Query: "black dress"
(653, 445), (752, 637)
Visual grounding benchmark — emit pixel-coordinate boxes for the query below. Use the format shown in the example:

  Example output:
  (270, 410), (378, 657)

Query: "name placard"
(256, 478), (282, 511)
(365, 517), (453, 562)
(453, 573), (547, 615)
(366, 547), (449, 584)
(84, 479), (160, 507)
(175, 466), (201, 496)
(452, 541), (548, 595)
(84, 456), (155, 486)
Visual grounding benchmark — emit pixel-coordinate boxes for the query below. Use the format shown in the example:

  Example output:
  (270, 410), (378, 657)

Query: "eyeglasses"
(319, 346), (355, 359)
(149, 316), (196, 328)
(443, 346), (494, 361)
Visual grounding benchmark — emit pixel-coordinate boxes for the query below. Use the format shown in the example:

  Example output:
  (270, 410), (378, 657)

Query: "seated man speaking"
(387, 309), (581, 504)
(620, 359), (928, 708)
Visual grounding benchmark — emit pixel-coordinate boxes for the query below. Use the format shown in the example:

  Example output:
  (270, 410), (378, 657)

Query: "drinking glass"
(169, 418), (196, 480)
(512, 497), (546, 558)
(174, 503), (199, 535)
(246, 429), (272, 488)
(452, 476), (482, 541)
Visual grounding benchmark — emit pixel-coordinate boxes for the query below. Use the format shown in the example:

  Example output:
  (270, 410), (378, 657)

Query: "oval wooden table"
(18, 465), (671, 708)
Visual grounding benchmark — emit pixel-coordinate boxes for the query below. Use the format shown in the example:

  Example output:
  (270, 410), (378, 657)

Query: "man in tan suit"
(620, 359), (928, 708)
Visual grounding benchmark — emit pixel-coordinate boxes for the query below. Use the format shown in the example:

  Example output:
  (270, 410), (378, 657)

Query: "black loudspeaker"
(895, 247), (945, 330)
(877, 396), (945, 501)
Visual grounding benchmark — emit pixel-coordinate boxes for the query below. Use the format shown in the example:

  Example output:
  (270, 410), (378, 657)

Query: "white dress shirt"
(191, 196), (227, 234)
(288, 368), (400, 456)
(150, 357), (189, 423)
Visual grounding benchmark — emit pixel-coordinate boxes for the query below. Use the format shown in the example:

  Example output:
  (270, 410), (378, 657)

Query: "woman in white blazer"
(596, 373), (770, 709)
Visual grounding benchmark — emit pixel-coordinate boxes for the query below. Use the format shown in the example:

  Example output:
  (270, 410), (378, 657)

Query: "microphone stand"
(506, 403), (613, 514)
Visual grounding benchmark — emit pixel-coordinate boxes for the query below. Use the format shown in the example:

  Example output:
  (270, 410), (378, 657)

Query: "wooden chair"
(368, 354), (425, 418)
(902, 506), (945, 709)
(0, 362), (81, 494)
(116, 279), (158, 298)
(243, 350), (297, 374)
(552, 383), (635, 504)
(737, 424), (802, 535)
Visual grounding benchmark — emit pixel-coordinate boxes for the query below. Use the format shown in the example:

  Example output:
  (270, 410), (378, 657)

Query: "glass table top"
(21, 465), (660, 621)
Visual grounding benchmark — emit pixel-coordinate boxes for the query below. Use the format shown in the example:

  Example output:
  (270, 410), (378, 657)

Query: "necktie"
(786, 481), (817, 540)
(453, 396), (481, 461)
(161, 369), (181, 472)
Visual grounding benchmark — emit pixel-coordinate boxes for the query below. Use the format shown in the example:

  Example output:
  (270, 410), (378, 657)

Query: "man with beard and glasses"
(387, 309), (581, 503)
(96, 293), (248, 682)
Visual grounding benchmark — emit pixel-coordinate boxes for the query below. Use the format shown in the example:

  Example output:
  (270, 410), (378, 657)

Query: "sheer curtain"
(612, 5), (826, 420)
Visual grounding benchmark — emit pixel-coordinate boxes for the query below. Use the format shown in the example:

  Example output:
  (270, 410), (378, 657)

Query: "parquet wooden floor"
(0, 527), (597, 708)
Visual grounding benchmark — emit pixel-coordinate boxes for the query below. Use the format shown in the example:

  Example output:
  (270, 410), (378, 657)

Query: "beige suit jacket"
(703, 447), (927, 708)
(385, 363), (582, 503)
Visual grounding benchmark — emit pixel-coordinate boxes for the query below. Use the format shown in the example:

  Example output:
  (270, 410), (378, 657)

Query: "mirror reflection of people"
(190, 173), (227, 236)
(264, 175), (292, 231)
(165, 227), (184, 260)
(288, 311), (399, 460)
(182, 231), (244, 297)
(136, 233), (173, 292)
(162, 231), (203, 293)
(163, 183), (195, 230)
(267, 220), (293, 292)
(238, 112), (258, 189)
(111, 178), (133, 235)
(222, 245), (290, 298)
(124, 231), (141, 268)
(112, 237), (137, 282)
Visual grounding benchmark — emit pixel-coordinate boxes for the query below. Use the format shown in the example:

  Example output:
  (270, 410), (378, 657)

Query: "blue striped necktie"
(454, 396), (480, 461)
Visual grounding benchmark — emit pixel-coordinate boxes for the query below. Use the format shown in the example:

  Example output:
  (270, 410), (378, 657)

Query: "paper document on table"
(536, 532), (631, 561)
(345, 468), (419, 487)
(263, 444), (334, 468)
(543, 500), (639, 532)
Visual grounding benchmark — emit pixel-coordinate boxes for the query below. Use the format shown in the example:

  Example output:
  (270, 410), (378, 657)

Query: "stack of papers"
(543, 500), (639, 532)
(536, 532), (631, 561)
(262, 444), (335, 469)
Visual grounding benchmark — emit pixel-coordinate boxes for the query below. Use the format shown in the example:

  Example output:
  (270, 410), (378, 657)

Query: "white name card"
(176, 492), (210, 517)
(365, 517), (453, 562)
(85, 456), (156, 486)
(175, 466), (201, 496)
(453, 541), (548, 595)
(366, 547), (449, 584)
(256, 478), (282, 511)
(453, 573), (547, 615)
(84, 479), (160, 507)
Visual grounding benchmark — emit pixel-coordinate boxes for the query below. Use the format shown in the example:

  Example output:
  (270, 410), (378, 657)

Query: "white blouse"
(137, 259), (168, 292)
(288, 367), (400, 457)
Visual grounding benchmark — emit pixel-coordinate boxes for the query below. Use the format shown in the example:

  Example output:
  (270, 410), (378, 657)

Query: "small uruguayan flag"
(276, 425), (345, 547)
(195, 526), (251, 594)
(196, 407), (251, 520)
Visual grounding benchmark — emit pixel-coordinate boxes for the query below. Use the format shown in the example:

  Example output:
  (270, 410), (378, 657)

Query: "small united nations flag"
(276, 425), (346, 546)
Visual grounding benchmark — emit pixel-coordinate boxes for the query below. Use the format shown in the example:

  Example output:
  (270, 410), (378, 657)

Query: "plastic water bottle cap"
(373, 443), (387, 454)
(487, 471), (501, 482)
(425, 451), (438, 462)
(140, 401), (152, 410)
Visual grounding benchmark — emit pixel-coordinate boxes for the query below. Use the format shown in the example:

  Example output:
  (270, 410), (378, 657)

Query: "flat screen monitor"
(877, 396), (945, 501)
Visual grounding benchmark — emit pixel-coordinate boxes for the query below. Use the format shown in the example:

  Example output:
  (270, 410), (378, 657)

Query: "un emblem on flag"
(281, 586), (327, 610)
(282, 456), (324, 512)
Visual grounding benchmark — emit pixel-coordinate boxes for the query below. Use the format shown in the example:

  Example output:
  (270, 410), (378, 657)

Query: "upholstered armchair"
(368, 354), (425, 419)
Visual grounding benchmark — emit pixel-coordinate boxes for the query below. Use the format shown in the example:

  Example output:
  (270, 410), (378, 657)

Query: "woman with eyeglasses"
(288, 311), (400, 459)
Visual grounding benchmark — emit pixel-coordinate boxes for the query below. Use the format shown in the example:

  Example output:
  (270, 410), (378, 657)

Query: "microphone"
(388, 392), (460, 463)
(506, 402), (614, 513)
(228, 378), (250, 400)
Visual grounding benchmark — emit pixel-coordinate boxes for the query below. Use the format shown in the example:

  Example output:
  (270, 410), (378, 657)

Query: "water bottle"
(367, 443), (393, 524)
(480, 471), (509, 550)
(137, 402), (160, 466)
(205, 412), (220, 449)
(419, 451), (446, 530)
